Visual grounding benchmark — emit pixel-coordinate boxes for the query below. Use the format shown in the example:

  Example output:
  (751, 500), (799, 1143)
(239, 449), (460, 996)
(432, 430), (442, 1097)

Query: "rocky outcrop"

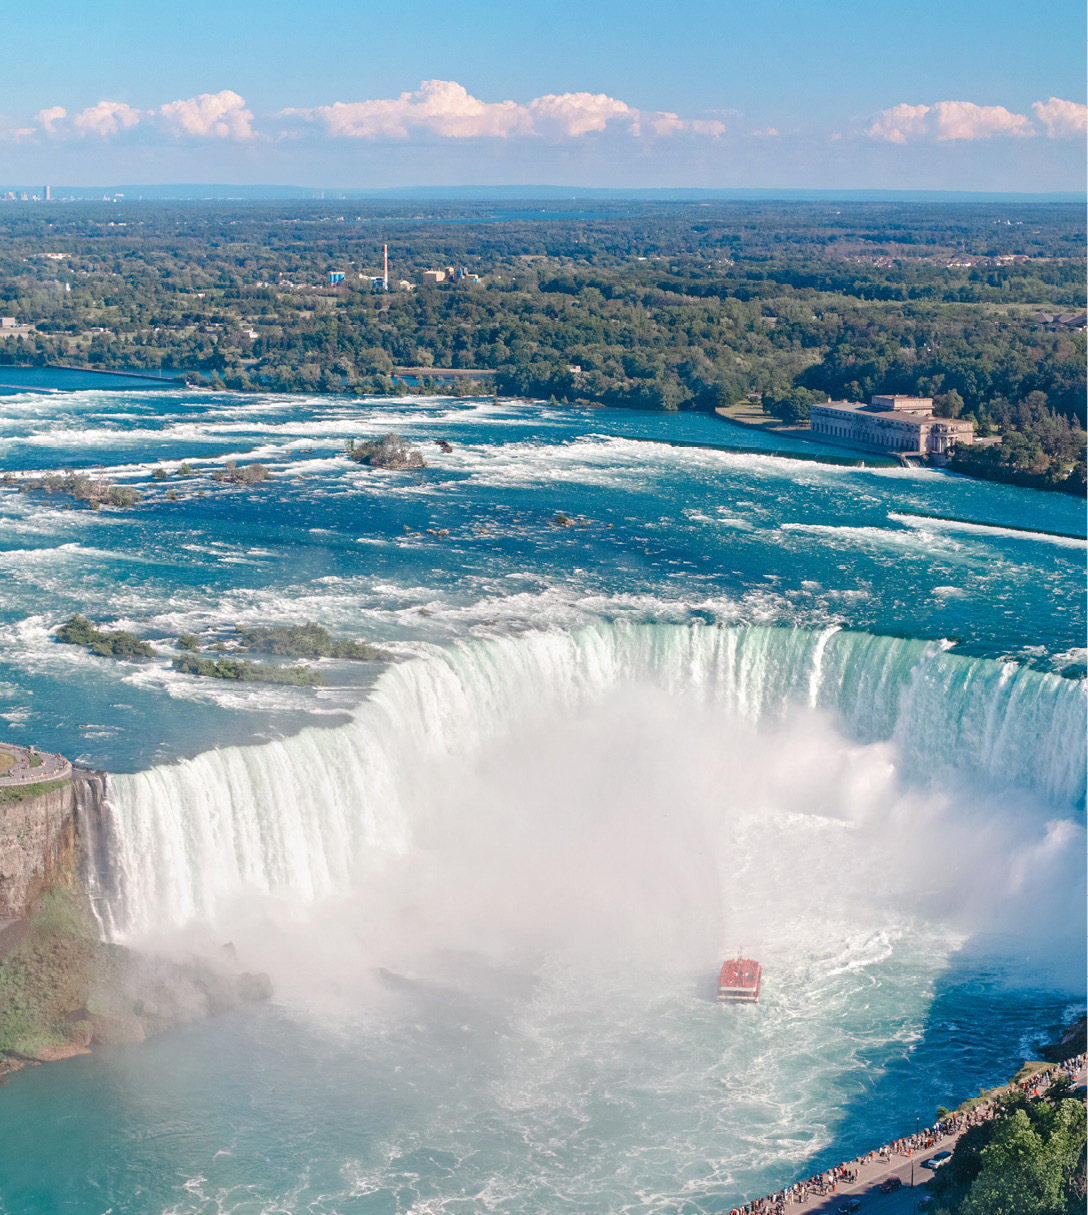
(0, 776), (78, 920)
(0, 765), (272, 1079)
(346, 433), (426, 469)
(0, 891), (272, 1074)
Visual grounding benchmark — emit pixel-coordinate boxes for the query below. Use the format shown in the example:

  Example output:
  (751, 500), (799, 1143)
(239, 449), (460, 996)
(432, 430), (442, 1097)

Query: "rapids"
(0, 380), (1084, 1214)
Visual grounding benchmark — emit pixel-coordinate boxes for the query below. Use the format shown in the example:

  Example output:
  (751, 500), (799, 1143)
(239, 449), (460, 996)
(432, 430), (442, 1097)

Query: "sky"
(0, 0), (1084, 192)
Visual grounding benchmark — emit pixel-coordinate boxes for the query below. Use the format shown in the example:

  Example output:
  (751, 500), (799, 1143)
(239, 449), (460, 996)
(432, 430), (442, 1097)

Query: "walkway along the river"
(732, 1055), (1087, 1215)
(0, 741), (71, 787)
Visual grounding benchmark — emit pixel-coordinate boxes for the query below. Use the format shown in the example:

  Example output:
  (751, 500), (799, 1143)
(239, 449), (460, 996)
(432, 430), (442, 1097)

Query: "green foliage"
(0, 777), (71, 806)
(234, 622), (391, 661)
(949, 395), (1086, 495)
(761, 386), (827, 425)
(0, 198), (1082, 476)
(929, 1087), (1087, 1215)
(345, 434), (425, 469)
(0, 890), (91, 1057)
(959, 1103), (1086, 1215)
(212, 461), (270, 485)
(175, 633), (202, 652)
(171, 653), (329, 686)
(17, 471), (142, 509)
(56, 613), (156, 658)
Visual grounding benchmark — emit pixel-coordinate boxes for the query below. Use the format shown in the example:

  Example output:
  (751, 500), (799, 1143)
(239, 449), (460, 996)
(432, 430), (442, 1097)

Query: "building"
(328, 272), (345, 285)
(809, 395), (974, 457)
(422, 270), (446, 284)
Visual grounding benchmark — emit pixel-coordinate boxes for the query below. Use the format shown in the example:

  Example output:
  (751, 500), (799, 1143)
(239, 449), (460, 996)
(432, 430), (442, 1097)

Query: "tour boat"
(718, 956), (762, 1003)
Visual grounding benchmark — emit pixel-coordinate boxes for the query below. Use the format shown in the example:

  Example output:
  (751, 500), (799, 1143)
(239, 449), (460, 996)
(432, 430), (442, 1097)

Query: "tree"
(948, 1099), (1087, 1215)
(934, 389), (966, 418)
(762, 386), (825, 425)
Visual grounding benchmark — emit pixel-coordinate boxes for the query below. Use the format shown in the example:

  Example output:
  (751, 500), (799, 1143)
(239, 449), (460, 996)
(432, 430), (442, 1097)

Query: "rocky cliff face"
(0, 776), (80, 920)
(0, 767), (271, 1077)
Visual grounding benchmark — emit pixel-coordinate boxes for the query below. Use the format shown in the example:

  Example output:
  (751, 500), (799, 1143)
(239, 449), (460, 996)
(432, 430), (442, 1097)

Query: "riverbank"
(713, 401), (1086, 497)
(714, 401), (812, 436)
(736, 1051), (1087, 1214)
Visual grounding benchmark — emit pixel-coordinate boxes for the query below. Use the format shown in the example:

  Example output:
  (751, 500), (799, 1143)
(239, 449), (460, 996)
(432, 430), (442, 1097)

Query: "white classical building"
(809, 395), (974, 456)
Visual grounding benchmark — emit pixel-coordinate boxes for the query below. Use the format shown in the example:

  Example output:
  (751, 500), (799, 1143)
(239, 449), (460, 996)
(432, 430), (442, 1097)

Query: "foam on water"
(1, 387), (1085, 1212)
(74, 623), (1085, 1213)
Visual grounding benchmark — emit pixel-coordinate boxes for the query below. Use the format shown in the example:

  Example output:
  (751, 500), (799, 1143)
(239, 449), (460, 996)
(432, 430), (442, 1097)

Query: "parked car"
(838, 1201), (861, 1213)
(922, 1150), (953, 1170)
(879, 1176), (903, 1193)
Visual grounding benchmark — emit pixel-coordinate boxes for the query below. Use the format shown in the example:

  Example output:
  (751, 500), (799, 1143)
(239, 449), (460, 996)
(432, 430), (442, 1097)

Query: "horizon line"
(2, 183), (1085, 204)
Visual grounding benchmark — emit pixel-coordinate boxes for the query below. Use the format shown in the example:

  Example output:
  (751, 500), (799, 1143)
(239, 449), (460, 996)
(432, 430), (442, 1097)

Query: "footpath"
(0, 741), (71, 787)
(734, 1056), (1087, 1215)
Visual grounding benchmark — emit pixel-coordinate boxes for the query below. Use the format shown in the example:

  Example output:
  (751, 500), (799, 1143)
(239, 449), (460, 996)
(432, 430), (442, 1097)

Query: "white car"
(922, 1150), (953, 1170)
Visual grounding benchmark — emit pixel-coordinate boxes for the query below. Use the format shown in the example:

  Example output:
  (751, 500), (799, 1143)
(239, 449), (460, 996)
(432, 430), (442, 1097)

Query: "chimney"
(383, 244), (389, 291)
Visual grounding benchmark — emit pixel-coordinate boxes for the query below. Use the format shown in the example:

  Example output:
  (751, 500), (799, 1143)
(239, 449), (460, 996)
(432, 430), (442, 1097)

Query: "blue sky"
(1, 0), (1084, 190)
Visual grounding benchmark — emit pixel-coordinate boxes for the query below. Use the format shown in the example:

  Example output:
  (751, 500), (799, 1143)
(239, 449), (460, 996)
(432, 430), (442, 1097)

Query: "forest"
(0, 198), (1084, 491)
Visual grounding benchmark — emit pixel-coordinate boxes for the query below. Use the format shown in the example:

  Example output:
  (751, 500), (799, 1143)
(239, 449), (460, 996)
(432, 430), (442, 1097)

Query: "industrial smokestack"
(383, 244), (389, 292)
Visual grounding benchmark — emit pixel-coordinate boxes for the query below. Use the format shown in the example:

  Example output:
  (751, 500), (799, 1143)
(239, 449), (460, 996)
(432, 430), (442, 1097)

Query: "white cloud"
(751, 127), (779, 138)
(932, 101), (1031, 141)
(36, 105), (68, 135)
(159, 90), (254, 139)
(528, 90), (633, 137)
(285, 80), (723, 142)
(868, 100), (1033, 143)
(1032, 96), (1088, 138)
(72, 101), (142, 137)
(867, 103), (931, 144)
(285, 80), (529, 140)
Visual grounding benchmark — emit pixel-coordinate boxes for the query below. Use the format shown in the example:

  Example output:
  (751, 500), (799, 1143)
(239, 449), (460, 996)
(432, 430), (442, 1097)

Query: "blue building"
(328, 272), (345, 285)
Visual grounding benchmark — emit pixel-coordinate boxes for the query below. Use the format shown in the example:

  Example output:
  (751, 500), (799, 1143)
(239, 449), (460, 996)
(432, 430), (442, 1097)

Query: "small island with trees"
(54, 615), (394, 687)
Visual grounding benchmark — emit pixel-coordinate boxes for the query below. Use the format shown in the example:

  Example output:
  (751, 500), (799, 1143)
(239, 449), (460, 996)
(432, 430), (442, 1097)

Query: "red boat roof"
(719, 958), (761, 987)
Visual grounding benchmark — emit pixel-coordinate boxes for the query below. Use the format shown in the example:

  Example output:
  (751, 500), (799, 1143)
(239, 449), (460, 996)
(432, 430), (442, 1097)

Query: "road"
(798, 1137), (952, 1214)
(796, 1060), (1087, 1215)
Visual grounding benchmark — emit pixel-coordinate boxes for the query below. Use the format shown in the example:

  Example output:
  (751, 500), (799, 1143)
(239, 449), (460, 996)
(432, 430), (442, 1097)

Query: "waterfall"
(100, 624), (1087, 941)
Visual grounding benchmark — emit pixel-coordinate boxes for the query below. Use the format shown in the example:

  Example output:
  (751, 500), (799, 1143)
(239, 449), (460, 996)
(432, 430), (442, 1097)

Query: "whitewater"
(0, 377), (1084, 1214)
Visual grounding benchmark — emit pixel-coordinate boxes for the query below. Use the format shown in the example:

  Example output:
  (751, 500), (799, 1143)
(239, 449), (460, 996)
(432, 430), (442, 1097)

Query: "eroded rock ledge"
(0, 765), (271, 1080)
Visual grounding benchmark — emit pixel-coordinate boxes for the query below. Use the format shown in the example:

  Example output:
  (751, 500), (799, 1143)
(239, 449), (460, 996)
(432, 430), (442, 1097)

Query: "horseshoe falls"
(100, 625), (1085, 942)
(0, 386), (1084, 1215)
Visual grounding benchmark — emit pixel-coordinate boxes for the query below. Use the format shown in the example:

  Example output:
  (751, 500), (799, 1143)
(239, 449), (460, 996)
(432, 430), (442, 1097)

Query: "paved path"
(0, 741), (71, 787)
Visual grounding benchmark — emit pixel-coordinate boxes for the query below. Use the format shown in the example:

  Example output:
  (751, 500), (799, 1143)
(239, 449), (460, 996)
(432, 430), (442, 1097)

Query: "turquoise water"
(0, 380), (1084, 1213)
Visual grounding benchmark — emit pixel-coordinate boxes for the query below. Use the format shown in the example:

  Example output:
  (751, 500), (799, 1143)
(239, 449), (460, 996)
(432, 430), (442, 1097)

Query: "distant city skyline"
(1, 0), (1084, 191)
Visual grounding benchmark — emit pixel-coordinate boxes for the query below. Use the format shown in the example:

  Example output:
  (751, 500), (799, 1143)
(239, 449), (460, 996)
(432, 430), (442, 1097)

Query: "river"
(0, 379), (1084, 1213)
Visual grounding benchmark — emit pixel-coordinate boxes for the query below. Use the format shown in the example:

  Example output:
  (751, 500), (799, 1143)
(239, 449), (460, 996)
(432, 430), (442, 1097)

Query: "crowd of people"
(730, 1055), (1086, 1215)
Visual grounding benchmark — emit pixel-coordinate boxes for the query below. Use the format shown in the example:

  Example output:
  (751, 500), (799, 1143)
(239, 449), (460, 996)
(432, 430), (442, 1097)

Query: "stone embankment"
(0, 747), (271, 1079)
